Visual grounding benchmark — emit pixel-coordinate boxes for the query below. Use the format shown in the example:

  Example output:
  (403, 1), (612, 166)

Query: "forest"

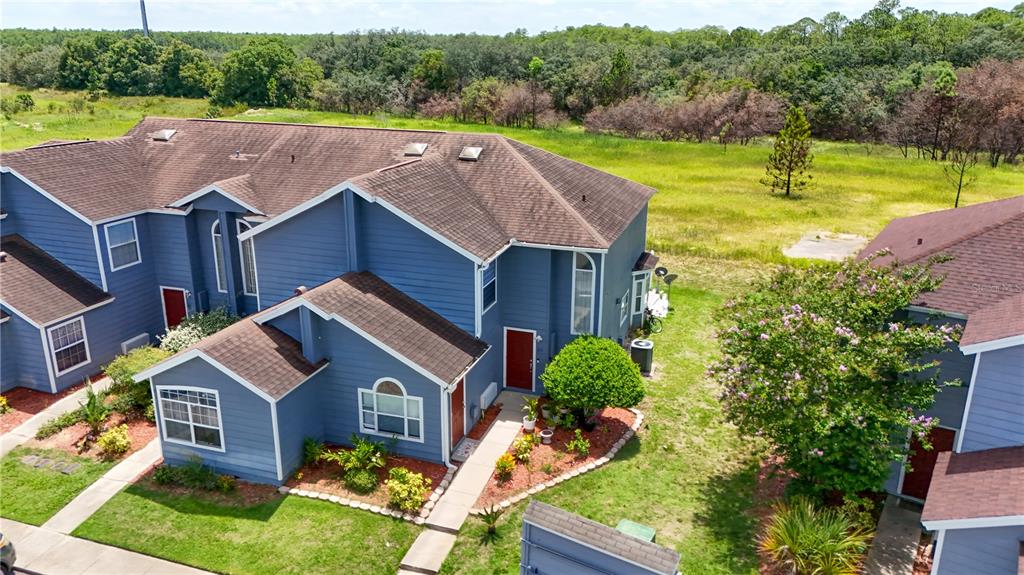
(1, 0), (1022, 163)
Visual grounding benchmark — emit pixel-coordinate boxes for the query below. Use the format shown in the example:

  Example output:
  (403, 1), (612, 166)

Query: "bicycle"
(643, 309), (664, 334)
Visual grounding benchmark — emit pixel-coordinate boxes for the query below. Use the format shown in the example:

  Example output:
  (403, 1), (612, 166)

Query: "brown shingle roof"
(523, 501), (680, 575)
(300, 272), (489, 384)
(961, 293), (1024, 347)
(1, 118), (655, 259)
(921, 446), (1024, 524)
(190, 320), (324, 401)
(0, 234), (112, 325)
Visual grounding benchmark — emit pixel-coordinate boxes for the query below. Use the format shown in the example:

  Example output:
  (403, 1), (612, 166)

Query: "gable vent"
(403, 142), (428, 157)
(150, 128), (177, 142)
(458, 146), (483, 161)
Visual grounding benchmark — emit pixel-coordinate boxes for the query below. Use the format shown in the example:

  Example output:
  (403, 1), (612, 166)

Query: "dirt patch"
(286, 445), (448, 510)
(466, 403), (502, 440)
(134, 469), (282, 507)
(0, 383), (87, 434)
(475, 408), (636, 509)
(26, 413), (156, 461)
(751, 456), (795, 574)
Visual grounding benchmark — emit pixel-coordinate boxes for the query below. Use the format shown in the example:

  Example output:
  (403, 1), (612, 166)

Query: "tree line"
(1, 0), (1021, 160)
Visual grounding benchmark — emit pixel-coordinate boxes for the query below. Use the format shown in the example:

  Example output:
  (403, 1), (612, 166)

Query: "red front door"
(505, 329), (534, 390)
(162, 288), (187, 329)
(900, 427), (956, 500)
(451, 379), (465, 448)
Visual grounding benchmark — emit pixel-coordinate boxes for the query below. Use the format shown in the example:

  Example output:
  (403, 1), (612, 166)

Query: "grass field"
(0, 447), (115, 525)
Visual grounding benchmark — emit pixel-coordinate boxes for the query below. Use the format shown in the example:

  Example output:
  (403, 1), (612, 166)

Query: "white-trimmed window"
(104, 218), (141, 271)
(237, 220), (257, 296)
(481, 262), (497, 312)
(211, 221), (227, 293)
(48, 317), (90, 375)
(157, 387), (224, 451)
(620, 289), (630, 325)
(571, 252), (596, 334)
(359, 379), (423, 442)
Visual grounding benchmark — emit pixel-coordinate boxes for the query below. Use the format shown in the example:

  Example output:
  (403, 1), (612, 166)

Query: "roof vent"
(458, 146), (483, 162)
(403, 143), (428, 157)
(0, 251), (7, 263)
(294, 285), (308, 296)
(151, 129), (177, 142)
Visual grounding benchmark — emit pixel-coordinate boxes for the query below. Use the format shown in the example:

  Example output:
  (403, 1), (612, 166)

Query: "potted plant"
(540, 397), (554, 421)
(522, 397), (539, 432)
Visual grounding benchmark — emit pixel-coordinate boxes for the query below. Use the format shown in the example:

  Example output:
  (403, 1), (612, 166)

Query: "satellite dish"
(664, 274), (678, 285)
(654, 266), (669, 278)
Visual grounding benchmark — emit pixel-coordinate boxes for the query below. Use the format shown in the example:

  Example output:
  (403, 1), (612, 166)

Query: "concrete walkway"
(863, 496), (923, 575)
(1, 378), (113, 458)
(1, 518), (213, 575)
(42, 439), (162, 534)
(399, 391), (527, 574)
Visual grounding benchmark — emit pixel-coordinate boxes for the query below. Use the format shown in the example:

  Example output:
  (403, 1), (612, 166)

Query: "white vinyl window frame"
(236, 220), (258, 297)
(156, 386), (226, 452)
(358, 378), (424, 443)
(103, 218), (141, 271)
(620, 288), (630, 326)
(47, 316), (91, 376)
(481, 262), (497, 313)
(631, 273), (648, 317)
(570, 252), (596, 335)
(211, 220), (227, 293)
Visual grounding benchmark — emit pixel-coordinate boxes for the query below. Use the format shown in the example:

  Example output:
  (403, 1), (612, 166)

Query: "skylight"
(403, 142), (429, 156)
(458, 146), (483, 161)
(151, 129), (177, 142)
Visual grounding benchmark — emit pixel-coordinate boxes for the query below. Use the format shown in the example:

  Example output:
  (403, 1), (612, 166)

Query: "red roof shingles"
(0, 234), (112, 325)
(921, 446), (1024, 523)
(1, 118), (655, 260)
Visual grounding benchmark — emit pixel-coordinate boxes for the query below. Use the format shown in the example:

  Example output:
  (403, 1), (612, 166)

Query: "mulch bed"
(752, 455), (794, 574)
(466, 403), (503, 440)
(1, 383), (87, 434)
(26, 413), (157, 461)
(285, 445), (448, 510)
(475, 407), (636, 509)
(912, 532), (934, 575)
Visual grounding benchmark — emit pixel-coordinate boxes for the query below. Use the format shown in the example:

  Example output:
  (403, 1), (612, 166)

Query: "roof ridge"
(496, 136), (608, 246)
(180, 117), (449, 135)
(903, 206), (1024, 264)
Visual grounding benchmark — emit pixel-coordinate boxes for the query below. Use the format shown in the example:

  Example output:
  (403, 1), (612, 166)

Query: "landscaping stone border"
(468, 408), (644, 514)
(276, 465), (458, 525)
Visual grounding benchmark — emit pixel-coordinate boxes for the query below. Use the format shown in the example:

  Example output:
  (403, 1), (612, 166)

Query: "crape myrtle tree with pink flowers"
(706, 251), (962, 498)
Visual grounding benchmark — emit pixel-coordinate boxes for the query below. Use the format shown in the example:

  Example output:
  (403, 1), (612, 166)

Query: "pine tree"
(762, 106), (813, 197)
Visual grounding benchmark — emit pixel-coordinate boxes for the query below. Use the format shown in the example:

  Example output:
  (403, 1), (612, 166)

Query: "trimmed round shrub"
(97, 424), (132, 458)
(540, 336), (645, 411)
(385, 467), (430, 512)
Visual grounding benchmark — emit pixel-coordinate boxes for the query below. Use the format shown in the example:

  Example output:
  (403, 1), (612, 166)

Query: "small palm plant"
(478, 504), (505, 545)
(79, 384), (111, 441)
(760, 497), (872, 575)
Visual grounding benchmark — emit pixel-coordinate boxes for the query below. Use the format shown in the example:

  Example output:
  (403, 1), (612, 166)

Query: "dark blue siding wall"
(254, 195), (349, 308)
(150, 358), (279, 484)
(937, 526), (1024, 575)
(0, 311), (49, 392)
(358, 200), (475, 334)
(267, 308), (302, 342)
(600, 208), (647, 343)
(1, 173), (102, 287)
(314, 317), (444, 463)
(97, 214), (164, 341)
(521, 522), (671, 575)
(275, 376), (326, 478)
(464, 347), (499, 427)
(497, 246), (553, 392)
(960, 345), (1024, 452)
(147, 214), (196, 314)
(190, 193), (250, 214)
(193, 209), (232, 311)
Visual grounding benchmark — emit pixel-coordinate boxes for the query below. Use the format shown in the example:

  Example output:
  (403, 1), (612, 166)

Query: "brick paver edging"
(276, 465), (457, 525)
(468, 408), (645, 514)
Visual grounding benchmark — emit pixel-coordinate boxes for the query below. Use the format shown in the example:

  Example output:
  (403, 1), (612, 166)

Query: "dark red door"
(451, 379), (465, 448)
(900, 427), (956, 500)
(505, 329), (534, 390)
(162, 288), (187, 329)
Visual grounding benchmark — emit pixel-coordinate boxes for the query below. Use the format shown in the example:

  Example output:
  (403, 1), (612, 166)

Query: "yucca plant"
(760, 497), (872, 575)
(79, 384), (111, 440)
(477, 504), (505, 545)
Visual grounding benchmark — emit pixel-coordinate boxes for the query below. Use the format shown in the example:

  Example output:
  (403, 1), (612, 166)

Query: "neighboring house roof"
(182, 320), (325, 401)
(921, 446), (1024, 529)
(298, 272), (490, 385)
(0, 234), (112, 325)
(523, 501), (680, 575)
(1, 118), (656, 259)
(859, 196), (1024, 348)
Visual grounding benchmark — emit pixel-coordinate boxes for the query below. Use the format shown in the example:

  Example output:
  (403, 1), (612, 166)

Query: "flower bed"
(283, 444), (450, 522)
(473, 407), (640, 510)
(27, 412), (156, 461)
(0, 382), (89, 434)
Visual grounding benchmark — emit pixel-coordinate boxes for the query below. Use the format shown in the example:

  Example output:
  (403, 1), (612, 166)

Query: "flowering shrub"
(0, 395), (9, 415)
(385, 467), (431, 512)
(707, 252), (959, 496)
(97, 424), (131, 458)
(157, 324), (205, 353)
(158, 308), (240, 353)
(494, 453), (516, 482)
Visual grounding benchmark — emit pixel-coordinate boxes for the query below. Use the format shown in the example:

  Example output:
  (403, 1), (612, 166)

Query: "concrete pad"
(400, 529), (457, 573)
(14, 527), (70, 567)
(103, 440), (161, 482)
(783, 231), (868, 261)
(81, 546), (161, 575)
(23, 536), (105, 574)
(0, 518), (34, 544)
(863, 496), (922, 575)
(425, 500), (471, 533)
(43, 477), (126, 533)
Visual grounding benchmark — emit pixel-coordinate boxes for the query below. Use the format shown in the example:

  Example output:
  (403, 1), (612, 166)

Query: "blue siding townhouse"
(0, 118), (657, 484)
(859, 196), (1024, 575)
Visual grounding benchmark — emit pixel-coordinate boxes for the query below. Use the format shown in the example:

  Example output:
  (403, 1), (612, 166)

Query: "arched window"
(236, 220), (257, 296)
(571, 252), (595, 334)
(211, 221), (227, 293)
(359, 379), (423, 441)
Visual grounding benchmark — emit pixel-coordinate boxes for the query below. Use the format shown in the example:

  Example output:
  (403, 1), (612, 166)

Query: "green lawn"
(73, 486), (421, 575)
(0, 446), (115, 525)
